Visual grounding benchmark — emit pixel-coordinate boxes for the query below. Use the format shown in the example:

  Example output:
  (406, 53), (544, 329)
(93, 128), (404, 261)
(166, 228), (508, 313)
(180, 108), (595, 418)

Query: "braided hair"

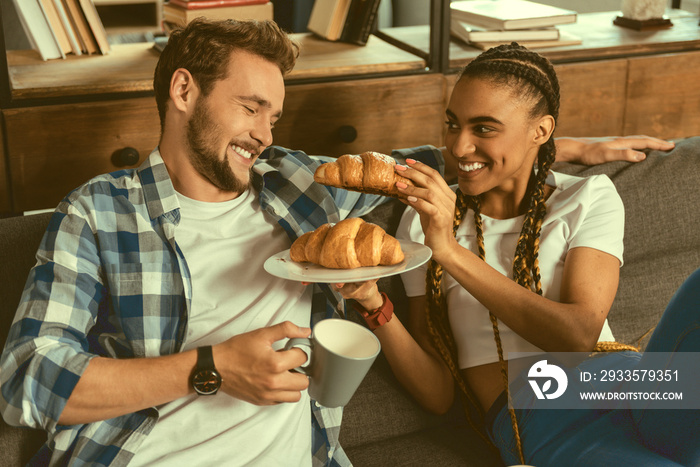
(424, 43), (561, 464)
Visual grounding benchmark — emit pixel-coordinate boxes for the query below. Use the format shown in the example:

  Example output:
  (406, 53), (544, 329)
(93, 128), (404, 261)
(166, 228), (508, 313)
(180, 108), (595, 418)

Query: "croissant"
(290, 218), (405, 269)
(314, 151), (414, 198)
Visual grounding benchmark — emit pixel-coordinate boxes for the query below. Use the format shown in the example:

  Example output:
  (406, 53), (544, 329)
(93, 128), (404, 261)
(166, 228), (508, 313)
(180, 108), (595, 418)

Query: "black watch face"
(193, 370), (222, 395)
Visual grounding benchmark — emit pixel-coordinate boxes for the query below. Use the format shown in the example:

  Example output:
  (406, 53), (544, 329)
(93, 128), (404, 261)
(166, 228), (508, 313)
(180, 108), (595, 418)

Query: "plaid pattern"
(0, 145), (443, 466)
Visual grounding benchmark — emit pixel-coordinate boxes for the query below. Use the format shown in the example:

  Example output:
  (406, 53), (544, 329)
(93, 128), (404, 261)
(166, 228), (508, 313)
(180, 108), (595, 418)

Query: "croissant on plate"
(314, 151), (414, 198)
(290, 218), (405, 269)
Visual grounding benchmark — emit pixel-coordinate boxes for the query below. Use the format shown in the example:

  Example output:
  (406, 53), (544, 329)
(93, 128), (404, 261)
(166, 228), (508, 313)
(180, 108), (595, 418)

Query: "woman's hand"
(554, 135), (675, 165)
(332, 280), (383, 311)
(395, 159), (458, 263)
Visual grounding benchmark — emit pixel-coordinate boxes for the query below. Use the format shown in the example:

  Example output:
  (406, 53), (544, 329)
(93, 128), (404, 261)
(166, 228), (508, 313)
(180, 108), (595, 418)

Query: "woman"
(339, 43), (699, 466)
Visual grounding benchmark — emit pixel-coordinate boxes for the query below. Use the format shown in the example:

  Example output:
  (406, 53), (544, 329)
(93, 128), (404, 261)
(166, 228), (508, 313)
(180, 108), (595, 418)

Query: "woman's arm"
(395, 160), (620, 352)
(442, 135), (674, 182)
(435, 245), (619, 352)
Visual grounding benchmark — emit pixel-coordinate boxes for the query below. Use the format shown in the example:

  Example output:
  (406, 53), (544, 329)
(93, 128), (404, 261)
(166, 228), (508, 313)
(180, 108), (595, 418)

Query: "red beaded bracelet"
(353, 292), (394, 331)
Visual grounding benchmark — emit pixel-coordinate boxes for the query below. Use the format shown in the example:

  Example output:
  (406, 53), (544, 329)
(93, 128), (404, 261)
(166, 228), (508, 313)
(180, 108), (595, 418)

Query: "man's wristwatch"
(191, 346), (222, 396)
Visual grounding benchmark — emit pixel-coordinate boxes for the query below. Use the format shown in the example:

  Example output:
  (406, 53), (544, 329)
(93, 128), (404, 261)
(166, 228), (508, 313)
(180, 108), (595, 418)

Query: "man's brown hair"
(153, 18), (299, 128)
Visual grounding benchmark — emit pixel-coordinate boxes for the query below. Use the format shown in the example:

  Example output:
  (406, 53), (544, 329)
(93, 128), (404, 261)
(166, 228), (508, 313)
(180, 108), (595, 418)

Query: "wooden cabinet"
(2, 74), (447, 212)
(274, 74), (446, 157)
(4, 98), (160, 211)
(625, 51), (700, 138)
(0, 122), (8, 212)
(555, 59), (629, 138)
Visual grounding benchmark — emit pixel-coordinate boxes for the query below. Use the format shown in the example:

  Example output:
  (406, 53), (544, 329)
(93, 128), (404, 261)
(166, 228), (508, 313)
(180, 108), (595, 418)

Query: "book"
(339, 0), (382, 45)
(11, 0), (64, 60)
(162, 2), (274, 25)
(53, 0), (83, 55)
(162, 20), (181, 35)
(307, 0), (353, 41)
(450, 18), (560, 44)
(63, 0), (99, 54)
(167, 0), (269, 9)
(450, 0), (577, 31)
(38, 0), (73, 56)
(152, 35), (169, 53)
(468, 31), (582, 51)
(77, 0), (111, 54)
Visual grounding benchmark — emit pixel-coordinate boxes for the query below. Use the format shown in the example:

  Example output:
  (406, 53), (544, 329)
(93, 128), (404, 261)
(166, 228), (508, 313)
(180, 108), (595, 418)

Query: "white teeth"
(459, 161), (485, 172)
(233, 145), (252, 159)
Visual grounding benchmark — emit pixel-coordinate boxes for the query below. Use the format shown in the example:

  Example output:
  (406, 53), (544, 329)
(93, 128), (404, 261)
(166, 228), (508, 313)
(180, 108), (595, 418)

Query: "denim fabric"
(488, 268), (700, 467)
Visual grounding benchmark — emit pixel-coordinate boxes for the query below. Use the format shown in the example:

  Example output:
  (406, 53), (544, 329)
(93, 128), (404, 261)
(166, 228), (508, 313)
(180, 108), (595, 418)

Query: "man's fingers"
(247, 374), (310, 405)
(280, 346), (310, 368)
(264, 321), (311, 343)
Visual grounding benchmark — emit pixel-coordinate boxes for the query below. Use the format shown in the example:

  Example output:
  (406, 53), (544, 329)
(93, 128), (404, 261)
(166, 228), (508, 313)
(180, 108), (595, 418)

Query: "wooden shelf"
(380, 10), (700, 70)
(4, 33), (425, 102)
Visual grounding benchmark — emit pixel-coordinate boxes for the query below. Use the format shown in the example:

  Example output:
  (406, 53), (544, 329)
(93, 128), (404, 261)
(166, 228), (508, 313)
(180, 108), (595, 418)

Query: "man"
(0, 18), (674, 466)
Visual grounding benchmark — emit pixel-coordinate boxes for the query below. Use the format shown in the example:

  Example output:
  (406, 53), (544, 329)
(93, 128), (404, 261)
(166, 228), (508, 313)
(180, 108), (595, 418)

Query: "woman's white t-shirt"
(397, 172), (623, 369)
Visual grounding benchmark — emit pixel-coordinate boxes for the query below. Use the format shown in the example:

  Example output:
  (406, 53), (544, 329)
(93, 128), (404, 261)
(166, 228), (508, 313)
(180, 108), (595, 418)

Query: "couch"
(2, 137), (699, 466)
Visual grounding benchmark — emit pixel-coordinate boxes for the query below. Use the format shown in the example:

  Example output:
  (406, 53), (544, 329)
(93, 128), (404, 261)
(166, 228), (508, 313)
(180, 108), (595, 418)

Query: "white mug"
(285, 319), (380, 407)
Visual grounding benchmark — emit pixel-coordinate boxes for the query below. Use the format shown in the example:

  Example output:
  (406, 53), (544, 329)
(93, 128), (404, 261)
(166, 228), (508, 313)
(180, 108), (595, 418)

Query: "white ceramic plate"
(264, 240), (432, 283)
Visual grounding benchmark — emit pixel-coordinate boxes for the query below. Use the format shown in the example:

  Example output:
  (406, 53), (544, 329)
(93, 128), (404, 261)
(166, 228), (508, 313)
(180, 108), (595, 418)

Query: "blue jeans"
(487, 268), (700, 466)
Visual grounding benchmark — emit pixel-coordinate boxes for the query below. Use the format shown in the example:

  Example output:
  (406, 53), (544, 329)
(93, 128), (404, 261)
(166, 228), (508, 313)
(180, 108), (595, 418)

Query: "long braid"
(427, 43), (561, 464)
(425, 191), (493, 446)
(467, 194), (526, 461)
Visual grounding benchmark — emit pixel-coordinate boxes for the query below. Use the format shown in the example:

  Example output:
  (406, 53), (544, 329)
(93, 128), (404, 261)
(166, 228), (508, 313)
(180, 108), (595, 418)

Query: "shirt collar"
(136, 147), (181, 222)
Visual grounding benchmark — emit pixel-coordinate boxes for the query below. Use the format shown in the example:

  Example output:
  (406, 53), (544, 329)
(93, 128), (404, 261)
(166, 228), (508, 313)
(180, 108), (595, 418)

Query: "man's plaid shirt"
(0, 145), (442, 466)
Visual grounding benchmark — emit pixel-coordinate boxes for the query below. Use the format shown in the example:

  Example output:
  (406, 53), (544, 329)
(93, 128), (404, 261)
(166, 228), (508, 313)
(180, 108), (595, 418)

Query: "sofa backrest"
(552, 136), (700, 348)
(0, 212), (53, 352)
(0, 212), (53, 466)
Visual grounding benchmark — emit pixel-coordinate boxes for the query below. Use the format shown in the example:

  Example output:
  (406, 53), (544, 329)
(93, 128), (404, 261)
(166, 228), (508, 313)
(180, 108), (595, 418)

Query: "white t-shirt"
(398, 172), (623, 369)
(129, 188), (312, 467)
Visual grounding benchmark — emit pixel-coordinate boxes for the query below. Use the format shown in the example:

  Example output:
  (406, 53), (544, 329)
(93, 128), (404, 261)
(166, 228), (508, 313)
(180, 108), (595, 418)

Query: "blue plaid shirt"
(0, 145), (442, 466)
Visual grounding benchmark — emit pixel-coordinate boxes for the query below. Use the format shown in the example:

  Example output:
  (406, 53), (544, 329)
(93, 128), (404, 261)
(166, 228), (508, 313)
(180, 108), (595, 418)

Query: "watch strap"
(354, 292), (394, 331)
(196, 345), (216, 372)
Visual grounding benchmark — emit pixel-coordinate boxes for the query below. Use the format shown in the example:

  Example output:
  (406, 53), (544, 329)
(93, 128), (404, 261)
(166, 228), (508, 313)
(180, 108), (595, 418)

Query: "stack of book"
(163, 0), (274, 29)
(307, 0), (383, 46)
(13, 0), (111, 61)
(450, 0), (582, 51)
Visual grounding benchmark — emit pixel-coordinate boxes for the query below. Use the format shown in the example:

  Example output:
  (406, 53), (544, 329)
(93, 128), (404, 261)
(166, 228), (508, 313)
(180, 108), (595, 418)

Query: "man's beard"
(186, 97), (250, 193)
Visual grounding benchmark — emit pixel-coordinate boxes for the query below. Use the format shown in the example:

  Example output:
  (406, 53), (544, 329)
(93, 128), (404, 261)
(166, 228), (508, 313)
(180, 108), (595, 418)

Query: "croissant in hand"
(290, 218), (404, 269)
(314, 151), (414, 198)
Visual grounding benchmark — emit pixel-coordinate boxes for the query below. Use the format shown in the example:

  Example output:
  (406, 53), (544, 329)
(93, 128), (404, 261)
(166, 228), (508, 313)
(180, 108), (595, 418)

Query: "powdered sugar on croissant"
(314, 151), (413, 198)
(290, 218), (404, 269)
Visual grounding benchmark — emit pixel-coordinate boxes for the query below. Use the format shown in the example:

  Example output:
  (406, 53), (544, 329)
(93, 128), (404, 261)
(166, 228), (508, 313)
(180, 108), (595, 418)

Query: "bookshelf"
(94, 0), (164, 35)
(1, 3), (700, 214)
